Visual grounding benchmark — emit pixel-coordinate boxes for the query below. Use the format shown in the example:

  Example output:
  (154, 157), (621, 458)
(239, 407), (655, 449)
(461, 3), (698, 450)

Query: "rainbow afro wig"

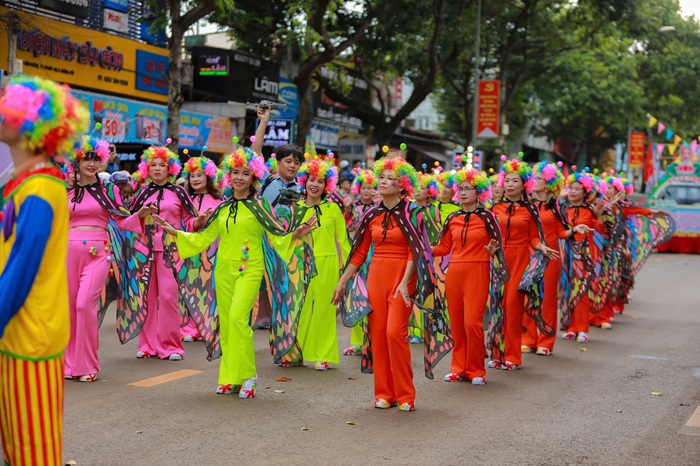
(437, 171), (457, 189)
(138, 146), (182, 181)
(566, 172), (597, 197)
(453, 168), (492, 204)
(265, 154), (278, 172)
(67, 135), (110, 170)
(621, 177), (634, 196)
(418, 173), (441, 201)
(532, 161), (563, 194)
(183, 156), (218, 183)
(0, 76), (89, 157)
(351, 169), (378, 195)
(498, 158), (536, 195)
(131, 171), (142, 190)
(221, 147), (266, 189)
(604, 175), (624, 194)
(372, 156), (420, 198)
(298, 159), (338, 196)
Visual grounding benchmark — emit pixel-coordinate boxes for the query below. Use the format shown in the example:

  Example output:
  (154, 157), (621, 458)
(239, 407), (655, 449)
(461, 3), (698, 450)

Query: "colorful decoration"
(351, 169), (378, 195)
(372, 156), (420, 198)
(418, 173), (441, 201)
(532, 161), (564, 195)
(297, 159), (338, 196)
(221, 147), (266, 188)
(452, 168), (492, 203)
(138, 146), (182, 181)
(67, 135), (111, 170)
(498, 158), (536, 194)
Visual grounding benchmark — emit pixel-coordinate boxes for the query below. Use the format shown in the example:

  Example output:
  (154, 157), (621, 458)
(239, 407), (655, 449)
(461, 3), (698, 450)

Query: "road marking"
(692, 368), (700, 379)
(686, 407), (700, 428)
(128, 370), (203, 388)
(629, 354), (668, 361)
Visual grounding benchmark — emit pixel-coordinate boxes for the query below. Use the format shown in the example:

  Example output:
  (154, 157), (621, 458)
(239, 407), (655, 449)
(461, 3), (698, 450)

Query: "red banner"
(629, 131), (645, 168)
(477, 80), (500, 138)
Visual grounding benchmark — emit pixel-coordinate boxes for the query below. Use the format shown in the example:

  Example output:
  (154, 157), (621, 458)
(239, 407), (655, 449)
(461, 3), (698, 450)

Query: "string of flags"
(647, 114), (699, 158)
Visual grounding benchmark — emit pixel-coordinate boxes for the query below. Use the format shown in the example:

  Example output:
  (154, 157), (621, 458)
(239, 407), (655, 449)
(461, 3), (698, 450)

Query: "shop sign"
(103, 9), (129, 34)
(39, 0), (90, 18)
(262, 120), (293, 147)
(179, 111), (234, 153)
(135, 50), (168, 95)
(103, 0), (129, 13)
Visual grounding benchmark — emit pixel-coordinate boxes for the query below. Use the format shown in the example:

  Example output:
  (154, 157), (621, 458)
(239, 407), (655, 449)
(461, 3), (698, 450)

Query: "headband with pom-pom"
(372, 156), (420, 198)
(566, 172), (596, 196)
(138, 146), (181, 181)
(183, 156), (218, 183)
(297, 159), (338, 196)
(453, 168), (492, 204)
(221, 147), (266, 189)
(418, 173), (441, 201)
(351, 169), (378, 195)
(0, 76), (89, 157)
(498, 158), (536, 194)
(532, 161), (564, 194)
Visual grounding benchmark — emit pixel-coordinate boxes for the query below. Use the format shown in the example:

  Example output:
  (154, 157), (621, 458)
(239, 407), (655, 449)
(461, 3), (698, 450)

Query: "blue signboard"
(275, 76), (299, 120)
(103, 0), (129, 13)
(140, 22), (167, 47)
(135, 50), (168, 95)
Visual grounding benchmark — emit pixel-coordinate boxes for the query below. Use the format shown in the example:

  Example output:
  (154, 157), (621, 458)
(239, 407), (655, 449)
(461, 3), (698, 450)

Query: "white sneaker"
(168, 353), (183, 361)
(561, 332), (576, 340)
(576, 333), (589, 343)
(314, 361), (329, 371)
(471, 377), (486, 385)
(343, 345), (361, 356)
(182, 335), (194, 342)
(239, 376), (257, 399)
(601, 322), (612, 330)
(444, 372), (467, 382)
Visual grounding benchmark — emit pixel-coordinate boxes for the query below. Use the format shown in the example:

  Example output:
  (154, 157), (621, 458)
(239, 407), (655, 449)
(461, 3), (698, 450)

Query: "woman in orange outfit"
(522, 162), (589, 355)
(333, 157), (447, 412)
(489, 158), (559, 370)
(561, 172), (606, 343)
(433, 168), (505, 385)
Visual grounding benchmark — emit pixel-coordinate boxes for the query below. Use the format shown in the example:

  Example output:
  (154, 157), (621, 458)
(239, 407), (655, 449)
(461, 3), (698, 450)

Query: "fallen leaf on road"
(301, 427), (308, 431)
(651, 392), (662, 396)
(274, 389), (285, 393)
(579, 348), (587, 352)
(348, 377), (356, 380)
(65, 461), (77, 465)
(680, 403), (690, 406)
(264, 386), (271, 389)
(276, 377), (293, 382)
(345, 421), (355, 425)
(615, 410), (622, 413)
(135, 431), (142, 434)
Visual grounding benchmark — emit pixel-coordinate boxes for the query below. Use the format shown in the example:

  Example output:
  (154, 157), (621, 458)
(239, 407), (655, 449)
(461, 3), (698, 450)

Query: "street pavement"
(59, 252), (700, 465)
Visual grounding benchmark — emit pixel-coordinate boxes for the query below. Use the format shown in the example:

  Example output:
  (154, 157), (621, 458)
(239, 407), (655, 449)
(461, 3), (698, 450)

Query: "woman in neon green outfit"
(281, 159), (351, 370)
(156, 148), (315, 397)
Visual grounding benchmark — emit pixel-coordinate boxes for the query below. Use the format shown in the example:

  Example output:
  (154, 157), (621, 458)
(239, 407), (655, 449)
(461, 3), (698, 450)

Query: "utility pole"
(5, 11), (20, 76)
(470, 0), (482, 151)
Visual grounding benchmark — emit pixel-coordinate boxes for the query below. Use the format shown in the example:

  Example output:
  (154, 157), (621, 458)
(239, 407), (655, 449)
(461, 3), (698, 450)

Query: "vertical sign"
(629, 131), (645, 168)
(476, 80), (500, 138)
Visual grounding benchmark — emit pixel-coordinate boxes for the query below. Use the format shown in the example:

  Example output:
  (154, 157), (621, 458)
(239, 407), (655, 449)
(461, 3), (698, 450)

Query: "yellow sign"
(0, 6), (169, 103)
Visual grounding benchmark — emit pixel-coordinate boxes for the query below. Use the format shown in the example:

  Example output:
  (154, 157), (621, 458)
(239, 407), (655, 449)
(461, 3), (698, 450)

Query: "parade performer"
(129, 146), (208, 361)
(522, 162), (589, 355)
(489, 174), (504, 205)
(0, 76), (89, 465)
(156, 147), (315, 397)
(437, 171), (460, 222)
(415, 173), (442, 243)
(489, 158), (558, 370)
(64, 136), (150, 382)
(280, 159), (350, 370)
(333, 157), (451, 412)
(561, 172), (607, 343)
(265, 154), (278, 178)
(179, 156), (223, 342)
(433, 168), (507, 384)
(343, 168), (377, 356)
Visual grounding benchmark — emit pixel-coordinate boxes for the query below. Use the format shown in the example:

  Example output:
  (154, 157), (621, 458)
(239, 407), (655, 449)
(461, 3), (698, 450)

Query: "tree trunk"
(166, 19), (184, 152)
(295, 71), (314, 148)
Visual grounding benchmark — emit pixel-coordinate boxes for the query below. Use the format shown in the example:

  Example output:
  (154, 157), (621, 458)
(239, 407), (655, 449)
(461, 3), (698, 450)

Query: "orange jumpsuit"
(566, 206), (605, 335)
(433, 212), (491, 380)
(523, 201), (569, 351)
(590, 204), (652, 325)
(349, 215), (417, 404)
(491, 202), (541, 366)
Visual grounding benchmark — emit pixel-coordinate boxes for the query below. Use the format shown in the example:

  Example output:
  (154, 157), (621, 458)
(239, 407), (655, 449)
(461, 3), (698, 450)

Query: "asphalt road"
(56, 252), (700, 465)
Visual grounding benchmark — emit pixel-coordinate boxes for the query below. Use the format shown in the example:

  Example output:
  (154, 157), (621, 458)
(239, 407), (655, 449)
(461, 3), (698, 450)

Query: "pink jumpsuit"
(66, 183), (143, 377)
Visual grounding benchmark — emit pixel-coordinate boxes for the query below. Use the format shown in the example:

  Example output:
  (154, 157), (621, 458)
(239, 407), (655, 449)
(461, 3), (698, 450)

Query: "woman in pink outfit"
(65, 136), (151, 382)
(180, 156), (223, 342)
(130, 146), (208, 361)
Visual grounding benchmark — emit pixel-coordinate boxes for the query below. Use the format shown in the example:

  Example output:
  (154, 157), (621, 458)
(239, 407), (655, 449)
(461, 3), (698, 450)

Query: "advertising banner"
(39, 0), (89, 18)
(103, 0), (129, 13)
(262, 119), (294, 147)
(629, 131), (646, 169)
(103, 8), (129, 34)
(179, 111), (234, 153)
(476, 80), (500, 138)
(136, 50), (169, 95)
(276, 77), (299, 119)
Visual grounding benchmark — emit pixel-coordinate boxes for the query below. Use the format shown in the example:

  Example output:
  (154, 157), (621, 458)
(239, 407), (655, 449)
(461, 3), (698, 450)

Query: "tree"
(145, 0), (231, 151)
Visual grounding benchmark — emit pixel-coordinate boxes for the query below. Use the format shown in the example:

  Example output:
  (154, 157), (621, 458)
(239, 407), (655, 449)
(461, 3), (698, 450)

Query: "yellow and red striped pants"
(0, 352), (64, 466)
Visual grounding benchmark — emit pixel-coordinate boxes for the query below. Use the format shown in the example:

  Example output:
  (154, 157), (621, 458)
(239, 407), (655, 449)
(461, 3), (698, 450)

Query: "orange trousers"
(367, 257), (417, 404)
(569, 295), (591, 334)
(523, 259), (560, 351)
(590, 301), (614, 327)
(501, 246), (530, 366)
(445, 262), (489, 379)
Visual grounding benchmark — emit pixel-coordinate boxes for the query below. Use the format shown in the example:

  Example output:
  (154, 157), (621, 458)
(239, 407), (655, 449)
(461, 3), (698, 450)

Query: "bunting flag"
(665, 129), (674, 141)
(657, 122), (665, 134)
(668, 144), (677, 156)
(674, 134), (683, 145)
(304, 135), (317, 158)
(655, 143), (665, 155)
(648, 115), (658, 127)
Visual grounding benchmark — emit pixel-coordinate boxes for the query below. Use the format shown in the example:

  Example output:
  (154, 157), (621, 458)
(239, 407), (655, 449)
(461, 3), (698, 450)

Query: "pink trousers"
(65, 230), (112, 377)
(138, 251), (184, 358)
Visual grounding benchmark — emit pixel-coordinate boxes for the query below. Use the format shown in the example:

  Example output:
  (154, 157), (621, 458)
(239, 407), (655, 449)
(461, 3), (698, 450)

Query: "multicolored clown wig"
(453, 168), (492, 204)
(221, 147), (266, 189)
(351, 168), (378, 195)
(297, 159), (338, 196)
(66, 135), (110, 173)
(604, 175), (624, 194)
(566, 172), (597, 198)
(138, 146), (182, 182)
(498, 158), (536, 195)
(183, 156), (218, 183)
(0, 76), (89, 156)
(436, 171), (457, 190)
(418, 173), (441, 201)
(621, 177), (634, 196)
(372, 156), (420, 198)
(131, 171), (142, 190)
(265, 154), (278, 172)
(532, 161), (564, 194)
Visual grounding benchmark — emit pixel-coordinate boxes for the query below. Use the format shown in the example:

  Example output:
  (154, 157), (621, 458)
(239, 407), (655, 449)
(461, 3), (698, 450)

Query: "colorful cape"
(339, 199), (452, 379)
(436, 208), (510, 361)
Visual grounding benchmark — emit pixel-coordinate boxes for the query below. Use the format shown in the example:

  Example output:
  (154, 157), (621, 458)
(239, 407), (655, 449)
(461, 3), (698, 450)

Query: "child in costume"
(333, 157), (450, 412)
(0, 76), (89, 465)
(343, 168), (377, 356)
(433, 168), (506, 385)
(65, 136), (149, 382)
(129, 146), (208, 361)
(180, 156), (223, 342)
(156, 148), (315, 397)
(522, 162), (589, 355)
(489, 158), (558, 370)
(280, 159), (350, 370)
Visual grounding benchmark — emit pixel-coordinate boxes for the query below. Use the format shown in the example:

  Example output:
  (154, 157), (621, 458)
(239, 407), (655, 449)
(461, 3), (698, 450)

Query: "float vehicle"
(647, 160), (700, 253)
